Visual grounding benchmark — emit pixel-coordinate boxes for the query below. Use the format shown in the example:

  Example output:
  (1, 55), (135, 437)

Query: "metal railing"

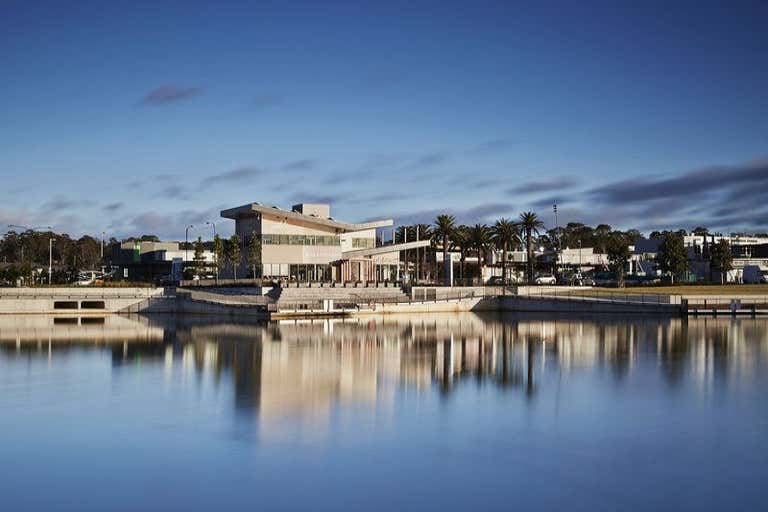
(178, 288), (272, 306)
(516, 287), (670, 305)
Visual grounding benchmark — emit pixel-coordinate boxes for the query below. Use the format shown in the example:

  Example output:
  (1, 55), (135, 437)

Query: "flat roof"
(341, 240), (431, 259)
(221, 203), (393, 232)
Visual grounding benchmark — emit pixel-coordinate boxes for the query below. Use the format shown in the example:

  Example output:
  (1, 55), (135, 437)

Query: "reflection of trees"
(2, 313), (767, 416)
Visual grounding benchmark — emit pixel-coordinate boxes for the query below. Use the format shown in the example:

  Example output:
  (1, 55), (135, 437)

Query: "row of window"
(260, 234), (340, 246)
(255, 234), (376, 248)
(255, 263), (398, 281)
(259, 263), (334, 281)
(351, 238), (375, 249)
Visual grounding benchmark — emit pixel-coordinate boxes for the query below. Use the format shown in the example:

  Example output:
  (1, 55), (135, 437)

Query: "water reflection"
(2, 313), (766, 511)
(2, 313), (766, 419)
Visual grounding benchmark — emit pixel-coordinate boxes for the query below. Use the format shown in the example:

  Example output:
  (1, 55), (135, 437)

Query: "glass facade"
(260, 263), (333, 281)
(352, 238), (375, 249)
(376, 264), (399, 282)
(260, 234), (340, 246)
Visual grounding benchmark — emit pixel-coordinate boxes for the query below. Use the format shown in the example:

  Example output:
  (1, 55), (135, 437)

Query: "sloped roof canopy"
(221, 203), (393, 233)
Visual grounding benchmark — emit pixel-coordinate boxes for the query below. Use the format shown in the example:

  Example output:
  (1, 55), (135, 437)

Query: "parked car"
(743, 265), (768, 284)
(75, 270), (104, 286)
(535, 274), (556, 285)
(592, 271), (617, 287)
(557, 272), (593, 286)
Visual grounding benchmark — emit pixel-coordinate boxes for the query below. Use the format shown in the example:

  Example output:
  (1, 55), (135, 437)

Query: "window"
(352, 238), (375, 249)
(260, 234), (340, 246)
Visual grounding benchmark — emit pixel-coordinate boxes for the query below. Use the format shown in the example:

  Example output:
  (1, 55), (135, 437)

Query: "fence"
(518, 287), (671, 305)
(177, 288), (272, 306)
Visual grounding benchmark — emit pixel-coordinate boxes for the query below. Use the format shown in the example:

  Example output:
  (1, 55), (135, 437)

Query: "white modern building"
(221, 202), (429, 282)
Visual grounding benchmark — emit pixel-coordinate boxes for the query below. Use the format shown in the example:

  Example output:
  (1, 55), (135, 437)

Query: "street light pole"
(206, 221), (217, 282)
(578, 239), (582, 269)
(185, 225), (194, 276)
(552, 204), (559, 275)
(49, 237), (54, 285)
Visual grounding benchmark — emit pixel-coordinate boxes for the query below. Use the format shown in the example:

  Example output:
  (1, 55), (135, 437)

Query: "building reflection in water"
(1, 313), (767, 432)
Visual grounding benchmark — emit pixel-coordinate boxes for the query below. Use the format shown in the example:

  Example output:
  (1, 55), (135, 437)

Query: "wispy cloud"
(508, 176), (580, 194)
(467, 138), (516, 155)
(158, 184), (188, 200)
(410, 152), (448, 169)
(139, 85), (202, 106)
(40, 196), (94, 214)
(588, 159), (768, 205)
(282, 159), (316, 172)
(201, 167), (264, 187)
(389, 202), (516, 227)
(289, 192), (344, 205)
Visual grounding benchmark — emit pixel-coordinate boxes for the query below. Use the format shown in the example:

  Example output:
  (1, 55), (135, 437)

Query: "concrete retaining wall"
(495, 296), (680, 315)
(0, 287), (166, 314)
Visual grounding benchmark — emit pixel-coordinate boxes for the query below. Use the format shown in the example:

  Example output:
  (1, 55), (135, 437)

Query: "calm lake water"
(1, 313), (767, 511)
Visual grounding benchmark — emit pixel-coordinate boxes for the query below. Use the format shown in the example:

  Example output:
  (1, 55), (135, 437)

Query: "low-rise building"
(220, 202), (428, 282)
(112, 241), (215, 282)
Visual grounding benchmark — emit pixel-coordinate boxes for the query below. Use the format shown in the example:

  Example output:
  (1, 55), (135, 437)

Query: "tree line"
(397, 215), (735, 287)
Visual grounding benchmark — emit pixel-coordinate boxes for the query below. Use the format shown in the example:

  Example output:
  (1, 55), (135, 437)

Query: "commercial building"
(111, 240), (215, 282)
(220, 202), (429, 282)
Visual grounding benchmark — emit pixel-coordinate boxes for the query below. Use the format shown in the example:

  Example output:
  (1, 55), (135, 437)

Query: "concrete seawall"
(0, 288), (168, 314)
(495, 296), (680, 315)
(0, 286), (692, 318)
(0, 287), (268, 317)
(275, 295), (682, 318)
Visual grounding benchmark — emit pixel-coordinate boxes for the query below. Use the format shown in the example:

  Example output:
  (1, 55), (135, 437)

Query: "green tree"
(710, 239), (733, 284)
(451, 225), (471, 282)
(414, 223), (432, 282)
(657, 232), (689, 284)
(468, 223), (490, 281)
(213, 234), (225, 281)
(606, 236), (630, 288)
(227, 234), (242, 281)
(519, 211), (544, 283)
(193, 236), (205, 277)
(593, 224), (612, 253)
(692, 226), (709, 236)
(491, 218), (519, 285)
(433, 214), (456, 283)
(248, 231), (261, 279)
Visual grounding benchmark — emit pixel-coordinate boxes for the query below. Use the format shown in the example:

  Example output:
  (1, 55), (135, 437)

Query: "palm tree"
(451, 225), (471, 283)
(469, 224), (491, 283)
(414, 223), (432, 282)
(491, 218), (520, 285)
(433, 214), (456, 283)
(519, 211), (544, 283)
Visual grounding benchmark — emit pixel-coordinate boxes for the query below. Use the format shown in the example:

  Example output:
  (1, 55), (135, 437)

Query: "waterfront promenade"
(2, 284), (767, 318)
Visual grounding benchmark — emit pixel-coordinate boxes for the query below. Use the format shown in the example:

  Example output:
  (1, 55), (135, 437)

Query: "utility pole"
(553, 204), (559, 275)
(185, 224), (194, 264)
(48, 237), (54, 285)
(415, 225), (419, 285)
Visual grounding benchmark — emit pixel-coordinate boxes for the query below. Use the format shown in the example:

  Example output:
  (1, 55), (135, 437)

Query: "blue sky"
(1, 0), (767, 240)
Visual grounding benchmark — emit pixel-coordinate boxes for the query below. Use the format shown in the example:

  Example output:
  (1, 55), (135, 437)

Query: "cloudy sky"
(1, 0), (767, 240)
